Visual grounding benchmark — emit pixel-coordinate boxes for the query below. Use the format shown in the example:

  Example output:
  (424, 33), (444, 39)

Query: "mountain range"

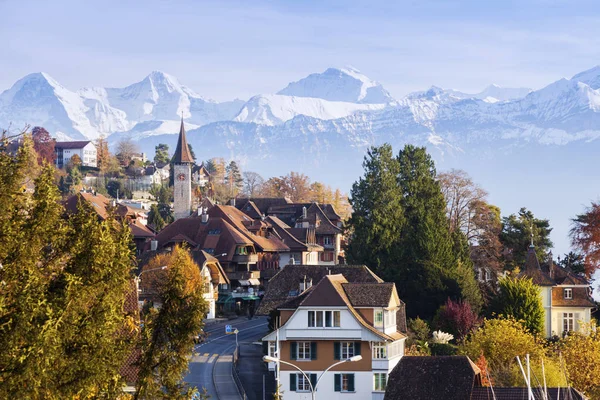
(3, 65), (600, 258)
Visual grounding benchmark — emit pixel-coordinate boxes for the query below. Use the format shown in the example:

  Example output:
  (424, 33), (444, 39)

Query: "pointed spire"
(172, 116), (194, 164)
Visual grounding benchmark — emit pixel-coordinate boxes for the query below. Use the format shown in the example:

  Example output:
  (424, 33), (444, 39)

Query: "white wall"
(57, 142), (97, 168)
(280, 371), (379, 400)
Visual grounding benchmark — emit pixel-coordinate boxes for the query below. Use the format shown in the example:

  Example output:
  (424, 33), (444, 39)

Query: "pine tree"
(347, 144), (404, 278)
(225, 160), (243, 197)
(490, 276), (545, 335)
(154, 143), (170, 164)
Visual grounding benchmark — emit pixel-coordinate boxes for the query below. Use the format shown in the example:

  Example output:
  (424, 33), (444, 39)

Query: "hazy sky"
(2, 0), (600, 101)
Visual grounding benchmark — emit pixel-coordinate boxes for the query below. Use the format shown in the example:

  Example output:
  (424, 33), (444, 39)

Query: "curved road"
(185, 316), (269, 399)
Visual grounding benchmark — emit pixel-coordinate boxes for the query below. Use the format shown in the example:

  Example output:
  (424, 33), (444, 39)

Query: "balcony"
(228, 270), (261, 281)
(232, 253), (259, 264)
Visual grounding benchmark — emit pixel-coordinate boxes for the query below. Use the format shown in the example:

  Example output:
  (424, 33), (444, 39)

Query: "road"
(185, 316), (269, 399)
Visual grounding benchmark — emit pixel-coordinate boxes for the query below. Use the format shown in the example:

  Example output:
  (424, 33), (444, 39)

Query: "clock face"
(177, 173), (186, 181)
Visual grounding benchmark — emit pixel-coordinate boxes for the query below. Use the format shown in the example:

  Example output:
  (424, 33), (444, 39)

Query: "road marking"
(204, 322), (268, 344)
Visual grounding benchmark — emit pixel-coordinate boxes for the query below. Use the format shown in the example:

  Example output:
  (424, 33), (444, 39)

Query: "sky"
(2, 0), (600, 101)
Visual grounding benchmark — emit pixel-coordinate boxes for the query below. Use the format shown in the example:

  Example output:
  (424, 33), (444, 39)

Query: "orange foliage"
(571, 202), (600, 278)
(475, 352), (493, 387)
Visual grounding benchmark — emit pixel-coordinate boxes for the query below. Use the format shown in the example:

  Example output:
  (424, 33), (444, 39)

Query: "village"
(2, 117), (598, 400)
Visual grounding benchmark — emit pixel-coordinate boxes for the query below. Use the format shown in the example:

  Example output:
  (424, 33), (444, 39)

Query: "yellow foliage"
(559, 322), (600, 398)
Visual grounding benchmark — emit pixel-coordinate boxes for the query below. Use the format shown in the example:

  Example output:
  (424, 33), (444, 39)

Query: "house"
(236, 199), (344, 265)
(192, 163), (211, 187)
(262, 273), (407, 400)
(149, 204), (290, 314)
(384, 356), (587, 400)
(518, 245), (595, 337)
(54, 141), (97, 168)
(138, 249), (229, 320)
(266, 216), (323, 265)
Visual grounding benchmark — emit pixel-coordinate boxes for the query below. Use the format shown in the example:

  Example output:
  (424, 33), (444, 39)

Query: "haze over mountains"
(3, 65), (600, 257)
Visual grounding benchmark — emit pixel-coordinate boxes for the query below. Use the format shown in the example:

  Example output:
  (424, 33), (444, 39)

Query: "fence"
(232, 347), (248, 400)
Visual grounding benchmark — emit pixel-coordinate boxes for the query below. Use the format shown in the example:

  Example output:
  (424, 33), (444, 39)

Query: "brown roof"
(343, 282), (395, 307)
(172, 119), (194, 164)
(266, 216), (323, 252)
(129, 219), (155, 238)
(256, 264), (383, 315)
(236, 197), (293, 215)
(518, 246), (555, 286)
(552, 286), (595, 307)
(55, 140), (92, 149)
(385, 356), (481, 400)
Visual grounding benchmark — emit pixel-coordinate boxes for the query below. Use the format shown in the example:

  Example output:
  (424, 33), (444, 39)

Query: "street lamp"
(263, 355), (362, 400)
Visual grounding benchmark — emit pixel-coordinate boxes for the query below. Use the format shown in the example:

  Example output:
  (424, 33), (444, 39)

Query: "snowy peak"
(476, 84), (532, 102)
(571, 65), (600, 90)
(277, 67), (395, 104)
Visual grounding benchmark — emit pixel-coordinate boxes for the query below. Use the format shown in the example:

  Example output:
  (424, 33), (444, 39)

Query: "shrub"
(408, 317), (430, 342)
(433, 298), (480, 341)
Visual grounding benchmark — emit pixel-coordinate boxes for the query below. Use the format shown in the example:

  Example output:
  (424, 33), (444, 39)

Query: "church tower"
(172, 118), (194, 220)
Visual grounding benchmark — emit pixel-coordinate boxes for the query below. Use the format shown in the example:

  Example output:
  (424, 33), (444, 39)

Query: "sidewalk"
(236, 343), (275, 400)
(213, 354), (243, 400)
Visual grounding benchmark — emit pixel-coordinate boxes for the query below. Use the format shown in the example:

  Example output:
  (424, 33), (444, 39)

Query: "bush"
(490, 276), (544, 335)
(430, 342), (457, 356)
(433, 298), (480, 341)
(408, 317), (430, 342)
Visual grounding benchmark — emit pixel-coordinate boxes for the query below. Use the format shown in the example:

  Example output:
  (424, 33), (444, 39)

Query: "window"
(203, 248), (215, 254)
(564, 288), (573, 299)
(297, 342), (311, 360)
(373, 373), (387, 391)
(372, 342), (387, 359)
(334, 373), (355, 392)
(384, 310), (396, 327)
(308, 311), (340, 328)
(374, 310), (384, 328)
(267, 342), (277, 357)
(341, 342), (355, 359)
(235, 246), (248, 255)
(290, 373), (316, 392)
(563, 312), (574, 334)
(208, 229), (221, 235)
(334, 341), (360, 360)
(485, 270), (492, 281)
(324, 236), (332, 246)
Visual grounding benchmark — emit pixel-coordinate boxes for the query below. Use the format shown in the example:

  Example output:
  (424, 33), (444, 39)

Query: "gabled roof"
(266, 216), (323, 252)
(172, 118), (194, 164)
(385, 356), (481, 400)
(129, 219), (155, 238)
(342, 282), (396, 307)
(256, 264), (383, 315)
(518, 246), (555, 286)
(55, 140), (92, 149)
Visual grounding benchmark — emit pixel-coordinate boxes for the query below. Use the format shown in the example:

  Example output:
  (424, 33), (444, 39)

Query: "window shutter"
(334, 342), (340, 360)
(354, 341), (361, 356)
(291, 342), (297, 361)
(262, 341), (268, 355)
(348, 374), (355, 392)
(310, 373), (317, 390)
(334, 374), (341, 392)
(311, 342), (317, 360)
(290, 374), (297, 392)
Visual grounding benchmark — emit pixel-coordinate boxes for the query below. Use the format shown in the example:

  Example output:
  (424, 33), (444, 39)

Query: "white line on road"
(199, 322), (268, 345)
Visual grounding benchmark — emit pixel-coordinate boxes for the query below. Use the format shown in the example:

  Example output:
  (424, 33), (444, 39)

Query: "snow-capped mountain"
(0, 71), (243, 140)
(278, 67), (395, 104)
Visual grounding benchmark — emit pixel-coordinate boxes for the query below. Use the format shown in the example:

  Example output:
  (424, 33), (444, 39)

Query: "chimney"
(150, 240), (158, 251)
(299, 275), (307, 292)
(231, 198), (236, 207)
(201, 207), (209, 224)
(302, 206), (307, 219)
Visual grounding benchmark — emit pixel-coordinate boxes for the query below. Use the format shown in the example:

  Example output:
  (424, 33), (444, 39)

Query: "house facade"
(55, 141), (97, 168)
(519, 245), (595, 338)
(262, 274), (406, 400)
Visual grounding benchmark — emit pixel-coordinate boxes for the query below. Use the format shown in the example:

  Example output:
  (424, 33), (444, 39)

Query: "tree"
(489, 276), (544, 335)
(438, 169), (488, 239)
(242, 171), (264, 197)
(346, 145), (404, 280)
(225, 160), (243, 197)
(116, 138), (139, 165)
(570, 202), (600, 278)
(0, 148), (136, 398)
(470, 201), (504, 276)
(558, 251), (586, 276)
(500, 208), (553, 271)
(460, 317), (546, 387)
(559, 323), (600, 398)
(433, 298), (480, 341)
(263, 172), (312, 202)
(31, 126), (56, 165)
(394, 145), (481, 318)
(187, 144), (196, 162)
(106, 179), (132, 199)
(135, 246), (208, 399)
(154, 143), (170, 164)
(69, 153), (82, 168)
(148, 203), (166, 231)
(95, 135), (110, 172)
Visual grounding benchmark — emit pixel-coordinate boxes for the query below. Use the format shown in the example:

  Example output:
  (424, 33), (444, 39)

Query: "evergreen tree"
(490, 276), (545, 335)
(135, 246), (208, 399)
(225, 160), (243, 197)
(346, 144), (404, 277)
(394, 145), (481, 318)
(154, 143), (170, 164)
(148, 203), (166, 231)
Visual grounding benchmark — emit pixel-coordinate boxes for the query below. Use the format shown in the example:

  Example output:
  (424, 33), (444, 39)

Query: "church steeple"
(172, 117), (194, 164)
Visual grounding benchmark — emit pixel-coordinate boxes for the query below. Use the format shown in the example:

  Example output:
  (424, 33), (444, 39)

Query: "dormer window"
(564, 288), (573, 299)
(374, 310), (384, 328)
(308, 310), (340, 327)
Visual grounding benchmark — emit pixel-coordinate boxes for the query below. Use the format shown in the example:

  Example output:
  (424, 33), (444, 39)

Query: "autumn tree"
(95, 135), (110, 172)
(500, 208), (553, 271)
(69, 153), (82, 168)
(570, 202), (600, 278)
(470, 201), (503, 275)
(263, 172), (312, 202)
(433, 298), (480, 341)
(225, 160), (243, 197)
(242, 171), (264, 197)
(135, 246), (208, 399)
(31, 126), (55, 165)
(489, 276), (545, 335)
(154, 143), (170, 164)
(116, 138), (139, 165)
(559, 323), (600, 398)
